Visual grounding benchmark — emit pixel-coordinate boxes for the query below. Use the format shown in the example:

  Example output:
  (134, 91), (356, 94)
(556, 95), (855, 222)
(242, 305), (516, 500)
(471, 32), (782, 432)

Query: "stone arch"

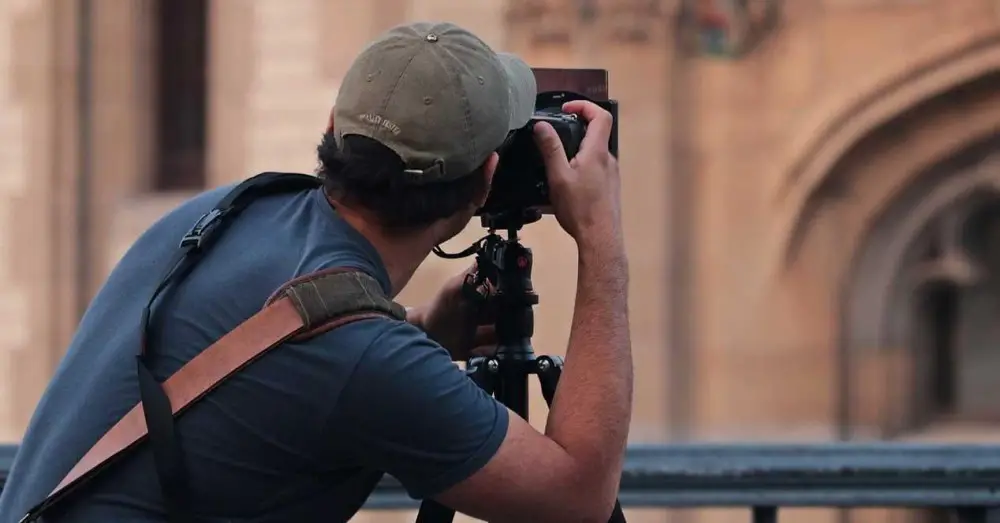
(842, 137), (1000, 436)
(845, 144), (1000, 351)
(772, 58), (1000, 435)
(775, 29), (1000, 264)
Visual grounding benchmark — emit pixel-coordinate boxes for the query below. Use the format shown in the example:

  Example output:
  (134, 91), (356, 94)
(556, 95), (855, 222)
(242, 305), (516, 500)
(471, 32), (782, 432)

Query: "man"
(0, 21), (631, 523)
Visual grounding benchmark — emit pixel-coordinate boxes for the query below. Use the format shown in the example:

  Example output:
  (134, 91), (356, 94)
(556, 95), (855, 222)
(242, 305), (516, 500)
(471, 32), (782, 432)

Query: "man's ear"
(326, 108), (336, 132)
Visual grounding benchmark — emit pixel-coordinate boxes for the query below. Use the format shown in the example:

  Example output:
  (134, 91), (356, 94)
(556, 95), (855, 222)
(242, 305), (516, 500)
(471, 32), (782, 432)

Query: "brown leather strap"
(49, 297), (304, 499)
(26, 266), (405, 523)
(45, 295), (393, 506)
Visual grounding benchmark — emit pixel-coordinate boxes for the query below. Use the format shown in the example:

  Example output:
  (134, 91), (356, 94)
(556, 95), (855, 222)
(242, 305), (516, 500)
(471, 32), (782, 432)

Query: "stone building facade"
(3, 0), (1000, 522)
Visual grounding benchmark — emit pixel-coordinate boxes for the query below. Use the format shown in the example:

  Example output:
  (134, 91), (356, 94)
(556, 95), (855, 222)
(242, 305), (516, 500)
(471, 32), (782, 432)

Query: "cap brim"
(497, 52), (537, 131)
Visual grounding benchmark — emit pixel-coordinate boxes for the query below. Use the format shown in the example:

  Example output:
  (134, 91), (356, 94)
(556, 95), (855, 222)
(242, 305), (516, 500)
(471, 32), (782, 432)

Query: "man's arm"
(432, 100), (632, 522)
(330, 321), (510, 499)
(432, 241), (631, 523)
(336, 100), (630, 522)
(334, 251), (631, 521)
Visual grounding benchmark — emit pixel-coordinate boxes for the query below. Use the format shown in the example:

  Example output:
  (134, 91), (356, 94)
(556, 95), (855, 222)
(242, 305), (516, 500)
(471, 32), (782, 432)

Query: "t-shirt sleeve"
(329, 319), (509, 500)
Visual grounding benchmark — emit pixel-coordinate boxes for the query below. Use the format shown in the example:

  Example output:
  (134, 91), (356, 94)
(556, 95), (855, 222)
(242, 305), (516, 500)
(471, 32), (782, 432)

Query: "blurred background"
(2, 0), (1000, 521)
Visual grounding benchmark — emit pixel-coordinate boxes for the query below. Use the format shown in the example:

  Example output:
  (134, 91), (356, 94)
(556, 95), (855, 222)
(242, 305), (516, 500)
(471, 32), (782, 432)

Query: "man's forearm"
(544, 238), (632, 495)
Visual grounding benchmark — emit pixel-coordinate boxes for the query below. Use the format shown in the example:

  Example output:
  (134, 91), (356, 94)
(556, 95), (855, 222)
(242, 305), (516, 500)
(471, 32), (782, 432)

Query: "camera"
(477, 85), (619, 218)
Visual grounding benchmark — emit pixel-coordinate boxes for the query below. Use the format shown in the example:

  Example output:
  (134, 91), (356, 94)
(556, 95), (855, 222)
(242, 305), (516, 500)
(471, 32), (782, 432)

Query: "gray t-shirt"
(0, 183), (508, 522)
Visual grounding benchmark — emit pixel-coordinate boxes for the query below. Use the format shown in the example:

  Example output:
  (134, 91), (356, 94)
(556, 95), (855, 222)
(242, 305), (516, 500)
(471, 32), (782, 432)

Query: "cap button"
(425, 33), (439, 43)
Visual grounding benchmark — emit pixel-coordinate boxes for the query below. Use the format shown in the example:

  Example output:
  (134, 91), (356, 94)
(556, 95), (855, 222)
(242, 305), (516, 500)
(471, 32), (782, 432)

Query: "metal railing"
(3, 443), (1000, 522)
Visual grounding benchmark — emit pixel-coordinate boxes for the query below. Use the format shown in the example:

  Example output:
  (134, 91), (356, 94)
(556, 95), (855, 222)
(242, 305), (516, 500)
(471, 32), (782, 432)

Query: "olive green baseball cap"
(333, 22), (537, 184)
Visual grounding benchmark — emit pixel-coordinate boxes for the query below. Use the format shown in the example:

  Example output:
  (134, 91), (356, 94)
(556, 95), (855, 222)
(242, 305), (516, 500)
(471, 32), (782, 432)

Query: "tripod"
(415, 211), (627, 523)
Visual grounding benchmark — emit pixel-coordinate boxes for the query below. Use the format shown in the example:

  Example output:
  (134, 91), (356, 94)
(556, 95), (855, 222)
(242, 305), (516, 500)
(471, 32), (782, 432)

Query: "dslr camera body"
(477, 68), (619, 219)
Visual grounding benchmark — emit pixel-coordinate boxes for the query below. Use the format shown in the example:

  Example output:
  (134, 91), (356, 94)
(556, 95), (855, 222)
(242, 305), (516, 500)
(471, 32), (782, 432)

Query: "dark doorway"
(916, 282), (959, 422)
(153, 0), (208, 191)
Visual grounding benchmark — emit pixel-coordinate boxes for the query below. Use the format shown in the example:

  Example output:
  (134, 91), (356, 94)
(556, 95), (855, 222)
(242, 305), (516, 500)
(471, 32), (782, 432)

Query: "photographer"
(0, 22), (631, 523)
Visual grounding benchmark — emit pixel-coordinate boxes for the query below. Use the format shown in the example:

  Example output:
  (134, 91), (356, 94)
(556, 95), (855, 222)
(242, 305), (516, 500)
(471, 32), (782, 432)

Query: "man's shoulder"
(280, 315), (454, 405)
(293, 312), (458, 387)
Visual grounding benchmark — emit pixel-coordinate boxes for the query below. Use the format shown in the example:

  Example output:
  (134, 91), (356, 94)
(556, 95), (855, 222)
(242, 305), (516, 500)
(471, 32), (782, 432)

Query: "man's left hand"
(407, 265), (497, 361)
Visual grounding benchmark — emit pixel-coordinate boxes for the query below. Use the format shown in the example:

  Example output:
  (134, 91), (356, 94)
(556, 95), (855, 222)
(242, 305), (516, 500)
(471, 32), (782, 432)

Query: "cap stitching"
(372, 45), (423, 140)
(440, 57), (475, 178)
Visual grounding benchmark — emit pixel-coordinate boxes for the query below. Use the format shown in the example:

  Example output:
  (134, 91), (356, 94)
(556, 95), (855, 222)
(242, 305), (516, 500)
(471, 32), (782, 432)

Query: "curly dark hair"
(316, 132), (488, 230)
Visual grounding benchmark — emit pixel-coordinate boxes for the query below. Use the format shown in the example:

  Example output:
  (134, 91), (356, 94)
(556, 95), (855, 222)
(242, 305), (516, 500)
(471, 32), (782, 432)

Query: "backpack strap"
(20, 173), (405, 523)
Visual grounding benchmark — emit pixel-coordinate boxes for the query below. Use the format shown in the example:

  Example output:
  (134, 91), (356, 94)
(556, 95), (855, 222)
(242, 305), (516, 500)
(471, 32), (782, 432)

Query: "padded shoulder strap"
(265, 267), (407, 342)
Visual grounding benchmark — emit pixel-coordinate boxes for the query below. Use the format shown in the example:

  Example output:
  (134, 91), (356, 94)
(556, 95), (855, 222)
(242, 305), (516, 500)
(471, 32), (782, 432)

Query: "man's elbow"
(590, 489), (621, 522)
(490, 478), (615, 523)
(558, 500), (617, 523)
(504, 500), (614, 523)
(557, 473), (620, 523)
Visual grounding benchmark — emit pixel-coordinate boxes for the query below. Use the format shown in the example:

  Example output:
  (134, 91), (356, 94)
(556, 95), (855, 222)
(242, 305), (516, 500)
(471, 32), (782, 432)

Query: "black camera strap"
(21, 172), (322, 523)
(136, 172), (321, 523)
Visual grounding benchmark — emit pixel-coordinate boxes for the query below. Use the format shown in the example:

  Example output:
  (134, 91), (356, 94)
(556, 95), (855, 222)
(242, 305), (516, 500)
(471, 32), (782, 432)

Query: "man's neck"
(325, 197), (433, 297)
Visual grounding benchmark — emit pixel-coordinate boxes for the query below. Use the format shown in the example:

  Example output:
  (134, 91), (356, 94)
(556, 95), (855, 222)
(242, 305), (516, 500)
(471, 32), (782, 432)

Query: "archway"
(767, 33), (1000, 523)
(862, 167), (1000, 523)
(777, 61), (1000, 441)
(776, 29), (1000, 266)
(842, 139), (1000, 434)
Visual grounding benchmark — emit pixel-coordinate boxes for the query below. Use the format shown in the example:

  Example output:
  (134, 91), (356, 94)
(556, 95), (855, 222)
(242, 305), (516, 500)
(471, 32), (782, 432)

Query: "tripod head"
(430, 207), (546, 415)
(464, 212), (540, 357)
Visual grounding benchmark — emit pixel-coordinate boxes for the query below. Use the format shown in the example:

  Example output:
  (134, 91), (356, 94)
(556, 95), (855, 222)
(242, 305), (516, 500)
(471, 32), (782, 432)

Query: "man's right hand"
(533, 101), (622, 249)
(427, 100), (632, 523)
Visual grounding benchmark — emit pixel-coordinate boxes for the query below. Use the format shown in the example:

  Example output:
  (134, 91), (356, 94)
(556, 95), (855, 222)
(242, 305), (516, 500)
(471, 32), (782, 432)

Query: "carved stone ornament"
(599, 0), (671, 43)
(675, 0), (782, 58)
(505, 0), (673, 44)
(505, 0), (575, 44)
(911, 209), (986, 288)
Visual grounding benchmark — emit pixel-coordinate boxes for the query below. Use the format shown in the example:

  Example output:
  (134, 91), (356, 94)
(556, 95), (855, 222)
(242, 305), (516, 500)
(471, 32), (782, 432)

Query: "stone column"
(239, 0), (346, 181)
(207, 0), (254, 189)
(0, 0), (74, 440)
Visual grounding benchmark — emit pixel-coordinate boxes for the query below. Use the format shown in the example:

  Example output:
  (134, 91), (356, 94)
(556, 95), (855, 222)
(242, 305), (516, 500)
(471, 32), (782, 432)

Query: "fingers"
(561, 100), (613, 156)
(533, 121), (571, 179)
(473, 324), (496, 348)
(449, 262), (485, 304)
(452, 262), (478, 290)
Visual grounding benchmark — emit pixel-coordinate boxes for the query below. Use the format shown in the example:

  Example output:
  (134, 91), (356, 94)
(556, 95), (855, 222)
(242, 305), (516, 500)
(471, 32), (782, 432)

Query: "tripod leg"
(414, 357), (499, 523)
(414, 502), (455, 523)
(535, 356), (629, 523)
